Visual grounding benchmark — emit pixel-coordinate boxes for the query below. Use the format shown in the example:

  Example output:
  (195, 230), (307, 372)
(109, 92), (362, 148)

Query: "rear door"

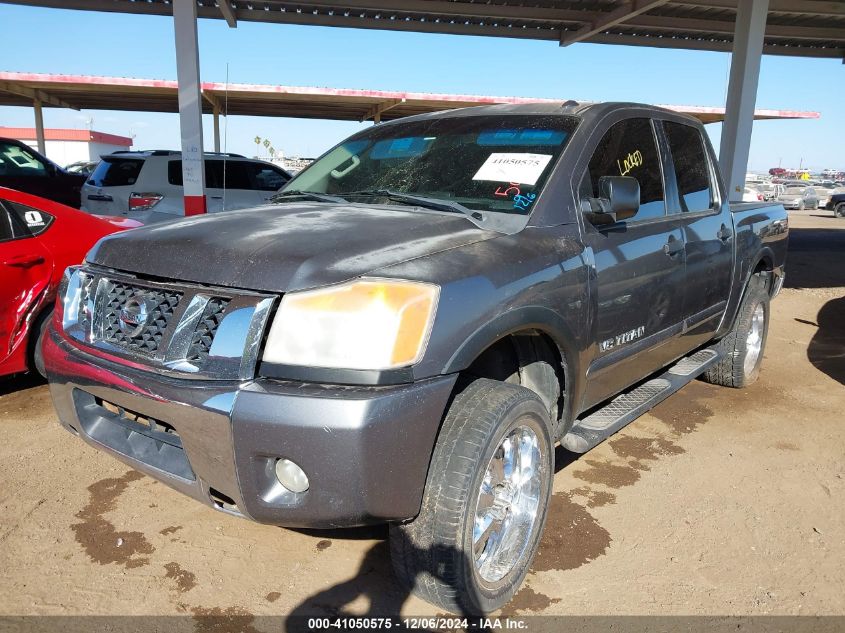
(0, 201), (52, 372)
(661, 119), (733, 348)
(579, 116), (687, 408)
(207, 160), (259, 212)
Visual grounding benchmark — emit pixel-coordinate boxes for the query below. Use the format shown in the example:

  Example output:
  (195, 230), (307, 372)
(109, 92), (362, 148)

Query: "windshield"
(783, 187), (804, 195)
(281, 114), (578, 215)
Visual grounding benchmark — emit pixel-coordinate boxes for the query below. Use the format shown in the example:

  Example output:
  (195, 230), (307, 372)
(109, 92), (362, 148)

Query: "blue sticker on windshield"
(371, 137), (433, 159)
(477, 130), (567, 147)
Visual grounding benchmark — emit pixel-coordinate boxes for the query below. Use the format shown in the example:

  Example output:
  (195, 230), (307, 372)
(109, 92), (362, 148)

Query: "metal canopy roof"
(3, 0), (844, 59)
(0, 72), (820, 124)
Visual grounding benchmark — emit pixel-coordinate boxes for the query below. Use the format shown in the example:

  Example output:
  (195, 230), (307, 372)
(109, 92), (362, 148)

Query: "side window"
(585, 118), (666, 221)
(220, 162), (252, 190)
(0, 207), (13, 242)
(664, 121), (715, 213)
(0, 142), (48, 177)
(167, 160), (183, 186)
(247, 163), (289, 191)
(3, 200), (55, 238)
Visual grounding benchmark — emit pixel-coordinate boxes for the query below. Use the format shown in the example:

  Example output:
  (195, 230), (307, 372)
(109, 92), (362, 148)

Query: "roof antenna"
(561, 100), (579, 108)
(222, 62), (229, 211)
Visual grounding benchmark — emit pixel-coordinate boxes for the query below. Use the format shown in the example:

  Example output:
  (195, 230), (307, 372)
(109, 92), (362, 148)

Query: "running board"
(562, 348), (721, 454)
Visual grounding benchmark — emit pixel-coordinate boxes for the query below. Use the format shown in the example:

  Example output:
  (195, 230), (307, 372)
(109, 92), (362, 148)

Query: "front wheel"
(390, 378), (554, 614)
(835, 202), (845, 218)
(797, 200), (805, 211)
(702, 275), (770, 388)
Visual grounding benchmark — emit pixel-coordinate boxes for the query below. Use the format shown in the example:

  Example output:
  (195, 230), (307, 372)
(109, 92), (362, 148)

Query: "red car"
(0, 187), (139, 378)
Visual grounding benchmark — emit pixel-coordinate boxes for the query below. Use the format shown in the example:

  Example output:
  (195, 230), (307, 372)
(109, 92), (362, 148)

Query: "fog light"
(275, 458), (309, 493)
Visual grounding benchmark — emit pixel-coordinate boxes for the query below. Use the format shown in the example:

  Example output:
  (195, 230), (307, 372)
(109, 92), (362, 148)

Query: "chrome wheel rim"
(472, 423), (545, 584)
(744, 303), (765, 376)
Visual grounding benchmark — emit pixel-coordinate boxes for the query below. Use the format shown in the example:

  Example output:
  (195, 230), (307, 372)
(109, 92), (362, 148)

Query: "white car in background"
(81, 150), (291, 223)
(778, 186), (820, 210)
(742, 186), (763, 202)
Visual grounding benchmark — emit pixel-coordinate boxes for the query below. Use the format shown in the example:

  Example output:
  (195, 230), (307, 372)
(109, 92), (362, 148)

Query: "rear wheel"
(797, 200), (805, 211)
(390, 378), (554, 614)
(835, 202), (845, 218)
(702, 275), (770, 388)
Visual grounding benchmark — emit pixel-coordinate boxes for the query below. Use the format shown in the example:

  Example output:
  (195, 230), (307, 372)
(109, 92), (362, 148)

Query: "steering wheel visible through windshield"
(279, 114), (578, 215)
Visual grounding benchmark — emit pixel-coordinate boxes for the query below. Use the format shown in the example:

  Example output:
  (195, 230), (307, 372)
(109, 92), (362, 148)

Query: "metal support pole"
(719, 0), (769, 202)
(173, 0), (206, 215)
(33, 99), (46, 155)
(213, 103), (221, 153)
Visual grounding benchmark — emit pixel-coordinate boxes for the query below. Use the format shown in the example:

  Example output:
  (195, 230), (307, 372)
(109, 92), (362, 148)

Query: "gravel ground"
(0, 211), (843, 626)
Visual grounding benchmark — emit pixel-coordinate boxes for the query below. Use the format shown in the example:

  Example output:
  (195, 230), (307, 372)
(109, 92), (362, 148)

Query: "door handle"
(3, 254), (45, 269)
(87, 194), (113, 202)
(717, 225), (733, 242)
(663, 237), (684, 258)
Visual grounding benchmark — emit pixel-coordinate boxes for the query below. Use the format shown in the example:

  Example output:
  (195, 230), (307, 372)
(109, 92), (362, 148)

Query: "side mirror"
(582, 176), (640, 225)
(588, 176), (640, 223)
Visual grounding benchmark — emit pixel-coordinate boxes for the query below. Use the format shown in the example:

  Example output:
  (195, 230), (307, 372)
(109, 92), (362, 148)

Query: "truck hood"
(88, 203), (498, 293)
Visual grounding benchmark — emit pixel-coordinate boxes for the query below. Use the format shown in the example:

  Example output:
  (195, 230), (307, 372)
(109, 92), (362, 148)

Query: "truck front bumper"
(44, 328), (457, 528)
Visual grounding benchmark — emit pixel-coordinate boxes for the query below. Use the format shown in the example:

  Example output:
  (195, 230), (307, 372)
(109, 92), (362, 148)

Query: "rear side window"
(87, 158), (144, 187)
(2, 200), (55, 238)
(585, 118), (666, 221)
(664, 121), (715, 213)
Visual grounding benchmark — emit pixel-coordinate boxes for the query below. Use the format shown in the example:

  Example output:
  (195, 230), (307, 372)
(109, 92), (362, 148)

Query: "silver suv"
(81, 150), (290, 223)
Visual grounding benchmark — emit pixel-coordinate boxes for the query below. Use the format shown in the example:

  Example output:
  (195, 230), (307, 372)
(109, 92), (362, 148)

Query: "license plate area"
(72, 389), (195, 481)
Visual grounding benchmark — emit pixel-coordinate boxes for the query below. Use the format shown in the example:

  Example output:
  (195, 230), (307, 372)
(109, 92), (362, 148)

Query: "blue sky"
(1, 4), (842, 171)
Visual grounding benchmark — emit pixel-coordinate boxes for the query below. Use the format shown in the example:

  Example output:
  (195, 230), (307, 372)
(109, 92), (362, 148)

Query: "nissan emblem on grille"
(118, 295), (150, 338)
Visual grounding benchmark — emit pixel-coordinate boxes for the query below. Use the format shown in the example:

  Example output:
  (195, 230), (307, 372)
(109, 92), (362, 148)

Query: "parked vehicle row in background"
(81, 150), (291, 223)
(0, 187), (135, 379)
(65, 160), (99, 177)
(0, 138), (86, 208)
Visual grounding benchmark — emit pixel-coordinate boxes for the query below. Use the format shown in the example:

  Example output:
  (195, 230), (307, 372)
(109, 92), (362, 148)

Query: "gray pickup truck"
(44, 102), (788, 614)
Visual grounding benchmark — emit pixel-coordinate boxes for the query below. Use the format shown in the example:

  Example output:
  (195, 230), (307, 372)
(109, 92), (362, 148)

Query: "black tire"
(835, 203), (845, 218)
(389, 378), (554, 615)
(797, 200), (805, 211)
(701, 275), (770, 388)
(32, 309), (52, 379)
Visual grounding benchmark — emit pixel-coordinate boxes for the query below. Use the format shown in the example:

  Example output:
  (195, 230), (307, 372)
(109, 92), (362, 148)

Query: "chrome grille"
(62, 267), (276, 380)
(186, 297), (230, 363)
(101, 281), (182, 355)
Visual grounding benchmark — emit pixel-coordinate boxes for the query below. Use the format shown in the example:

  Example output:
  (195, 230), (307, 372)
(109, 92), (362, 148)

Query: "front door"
(579, 117), (687, 408)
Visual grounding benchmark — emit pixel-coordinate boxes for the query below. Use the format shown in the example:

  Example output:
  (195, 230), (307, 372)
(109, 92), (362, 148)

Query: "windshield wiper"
(270, 190), (348, 204)
(345, 189), (480, 219)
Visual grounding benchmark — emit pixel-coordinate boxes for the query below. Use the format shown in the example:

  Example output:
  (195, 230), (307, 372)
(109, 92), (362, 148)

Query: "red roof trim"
(0, 126), (132, 146)
(0, 71), (821, 121)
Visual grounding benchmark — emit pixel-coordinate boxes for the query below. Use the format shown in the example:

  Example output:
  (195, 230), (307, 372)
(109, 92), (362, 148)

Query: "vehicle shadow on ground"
(803, 296), (845, 386)
(784, 226), (845, 289)
(0, 372), (45, 397)
(284, 538), (493, 633)
(285, 446), (582, 631)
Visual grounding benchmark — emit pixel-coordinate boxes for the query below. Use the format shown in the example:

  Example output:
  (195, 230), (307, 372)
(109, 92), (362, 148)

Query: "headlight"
(262, 278), (439, 371)
(61, 267), (96, 339)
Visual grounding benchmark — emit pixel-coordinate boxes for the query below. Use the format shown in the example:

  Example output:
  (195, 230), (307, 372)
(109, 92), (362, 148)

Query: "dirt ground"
(1, 211), (843, 625)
